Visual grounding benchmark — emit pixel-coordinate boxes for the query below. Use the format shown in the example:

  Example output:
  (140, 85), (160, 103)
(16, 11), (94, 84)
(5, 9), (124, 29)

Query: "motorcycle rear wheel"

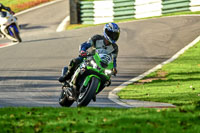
(77, 77), (99, 107)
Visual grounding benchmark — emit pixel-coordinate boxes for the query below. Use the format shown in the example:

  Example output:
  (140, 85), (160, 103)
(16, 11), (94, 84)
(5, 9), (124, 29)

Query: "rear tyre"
(59, 89), (74, 107)
(77, 77), (99, 107)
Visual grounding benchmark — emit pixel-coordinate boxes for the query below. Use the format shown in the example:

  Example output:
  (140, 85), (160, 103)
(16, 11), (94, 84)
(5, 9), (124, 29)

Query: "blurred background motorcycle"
(0, 11), (22, 43)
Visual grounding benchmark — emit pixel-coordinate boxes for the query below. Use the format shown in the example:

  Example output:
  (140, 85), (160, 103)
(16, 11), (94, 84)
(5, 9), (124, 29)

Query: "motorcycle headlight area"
(90, 60), (97, 68)
(105, 69), (112, 75)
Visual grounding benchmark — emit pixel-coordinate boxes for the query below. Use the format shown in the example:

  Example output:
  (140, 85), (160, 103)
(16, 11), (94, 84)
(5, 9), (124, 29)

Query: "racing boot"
(59, 57), (82, 83)
(58, 64), (74, 83)
(58, 72), (72, 83)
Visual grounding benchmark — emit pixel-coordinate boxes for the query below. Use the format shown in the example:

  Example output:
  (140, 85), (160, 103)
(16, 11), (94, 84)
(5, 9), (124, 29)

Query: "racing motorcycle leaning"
(0, 11), (22, 42)
(59, 49), (114, 107)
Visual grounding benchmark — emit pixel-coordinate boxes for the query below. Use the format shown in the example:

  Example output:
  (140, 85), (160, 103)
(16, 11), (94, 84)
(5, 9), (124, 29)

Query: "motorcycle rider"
(0, 3), (15, 38)
(59, 22), (120, 83)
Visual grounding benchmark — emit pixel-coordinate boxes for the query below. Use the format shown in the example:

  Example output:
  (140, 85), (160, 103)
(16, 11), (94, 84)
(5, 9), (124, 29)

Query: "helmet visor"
(105, 29), (119, 42)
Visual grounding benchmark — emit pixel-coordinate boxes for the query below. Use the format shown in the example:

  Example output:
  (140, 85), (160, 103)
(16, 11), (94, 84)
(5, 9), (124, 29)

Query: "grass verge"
(1, 0), (54, 13)
(118, 41), (200, 107)
(0, 106), (200, 133)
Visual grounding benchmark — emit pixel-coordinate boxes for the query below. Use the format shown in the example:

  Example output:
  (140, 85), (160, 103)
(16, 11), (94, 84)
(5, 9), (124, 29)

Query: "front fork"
(62, 83), (75, 101)
(1, 24), (18, 41)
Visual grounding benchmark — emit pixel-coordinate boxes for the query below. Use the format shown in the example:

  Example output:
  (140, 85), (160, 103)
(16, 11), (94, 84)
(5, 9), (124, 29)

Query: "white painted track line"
(56, 16), (70, 32)
(15, 0), (64, 16)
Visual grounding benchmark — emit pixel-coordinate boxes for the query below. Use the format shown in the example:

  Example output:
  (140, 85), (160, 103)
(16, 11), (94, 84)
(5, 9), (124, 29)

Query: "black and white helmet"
(103, 22), (120, 44)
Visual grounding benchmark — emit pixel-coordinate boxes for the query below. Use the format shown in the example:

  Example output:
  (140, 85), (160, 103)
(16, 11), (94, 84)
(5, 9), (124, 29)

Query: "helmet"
(103, 23), (120, 44)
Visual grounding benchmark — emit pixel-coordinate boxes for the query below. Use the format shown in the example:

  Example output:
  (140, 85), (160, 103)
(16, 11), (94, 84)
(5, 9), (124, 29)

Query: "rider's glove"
(80, 50), (87, 57)
(113, 68), (117, 76)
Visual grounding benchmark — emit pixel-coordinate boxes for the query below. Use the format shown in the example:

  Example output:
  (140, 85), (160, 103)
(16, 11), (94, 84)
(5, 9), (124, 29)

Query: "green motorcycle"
(59, 50), (114, 107)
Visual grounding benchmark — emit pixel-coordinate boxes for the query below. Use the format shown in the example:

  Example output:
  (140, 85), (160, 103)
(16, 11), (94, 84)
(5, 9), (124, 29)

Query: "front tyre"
(9, 25), (22, 42)
(59, 89), (74, 107)
(77, 77), (99, 107)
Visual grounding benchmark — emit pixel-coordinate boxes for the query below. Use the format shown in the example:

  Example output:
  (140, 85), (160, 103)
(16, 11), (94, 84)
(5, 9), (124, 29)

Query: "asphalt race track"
(1, 0), (200, 107)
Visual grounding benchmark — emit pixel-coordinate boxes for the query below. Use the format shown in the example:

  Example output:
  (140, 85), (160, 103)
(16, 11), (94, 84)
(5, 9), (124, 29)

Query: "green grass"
(66, 24), (98, 30)
(0, 106), (200, 133)
(118, 41), (200, 106)
(1, 0), (54, 13)
(1, 0), (34, 5)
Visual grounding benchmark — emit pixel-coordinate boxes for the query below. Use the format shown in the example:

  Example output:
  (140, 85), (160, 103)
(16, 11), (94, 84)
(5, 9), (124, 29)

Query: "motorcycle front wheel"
(77, 77), (99, 107)
(9, 25), (22, 42)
